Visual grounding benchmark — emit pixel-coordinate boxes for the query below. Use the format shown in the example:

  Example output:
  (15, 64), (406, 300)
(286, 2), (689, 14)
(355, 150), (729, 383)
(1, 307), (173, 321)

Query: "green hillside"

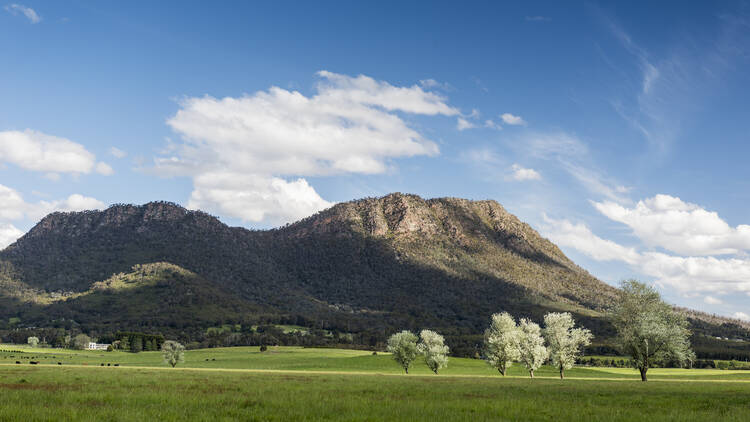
(0, 193), (748, 358)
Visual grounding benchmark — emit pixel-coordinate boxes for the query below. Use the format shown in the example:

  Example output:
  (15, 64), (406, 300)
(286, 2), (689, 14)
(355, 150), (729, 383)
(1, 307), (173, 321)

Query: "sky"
(2, 1), (750, 319)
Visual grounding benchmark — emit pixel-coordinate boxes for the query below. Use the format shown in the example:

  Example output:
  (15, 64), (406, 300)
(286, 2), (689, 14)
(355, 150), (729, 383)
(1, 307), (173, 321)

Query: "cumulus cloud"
(0, 184), (27, 220)
(4, 3), (40, 23)
(500, 113), (527, 126)
(542, 213), (750, 295)
(0, 183), (105, 222)
(0, 223), (23, 249)
(542, 215), (640, 265)
(162, 71), (456, 224)
(507, 164), (541, 181)
(593, 195), (750, 256)
(0, 130), (106, 176)
(187, 172), (332, 225)
(704, 296), (723, 305)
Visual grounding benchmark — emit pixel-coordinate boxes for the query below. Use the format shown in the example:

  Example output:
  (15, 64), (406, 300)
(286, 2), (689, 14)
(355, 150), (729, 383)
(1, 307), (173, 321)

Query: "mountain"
(1, 193), (748, 358)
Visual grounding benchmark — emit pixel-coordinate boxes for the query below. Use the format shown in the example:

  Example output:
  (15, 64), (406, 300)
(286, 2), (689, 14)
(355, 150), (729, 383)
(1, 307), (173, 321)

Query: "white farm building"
(88, 342), (110, 350)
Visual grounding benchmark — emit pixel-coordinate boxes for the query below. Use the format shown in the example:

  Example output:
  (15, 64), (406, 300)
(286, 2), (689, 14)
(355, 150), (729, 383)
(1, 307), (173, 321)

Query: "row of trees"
(386, 281), (694, 381)
(485, 311), (592, 379)
(387, 329), (450, 374)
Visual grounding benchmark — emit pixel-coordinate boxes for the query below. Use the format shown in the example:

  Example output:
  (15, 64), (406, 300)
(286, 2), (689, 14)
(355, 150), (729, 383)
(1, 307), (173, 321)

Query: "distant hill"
(1, 193), (748, 358)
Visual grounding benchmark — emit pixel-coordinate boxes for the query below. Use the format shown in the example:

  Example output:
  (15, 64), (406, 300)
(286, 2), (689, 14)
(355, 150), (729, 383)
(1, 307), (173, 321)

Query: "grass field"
(2, 345), (750, 420)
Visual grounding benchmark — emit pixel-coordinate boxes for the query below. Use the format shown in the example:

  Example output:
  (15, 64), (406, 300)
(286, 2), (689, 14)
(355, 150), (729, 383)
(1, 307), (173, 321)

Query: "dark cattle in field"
(30, 361), (38, 365)
(57, 362), (62, 365)
(114, 364), (119, 367)
(15, 361), (20, 364)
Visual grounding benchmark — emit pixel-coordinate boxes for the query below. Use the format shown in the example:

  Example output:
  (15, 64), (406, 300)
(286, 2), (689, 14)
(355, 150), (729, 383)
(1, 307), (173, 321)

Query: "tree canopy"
(543, 312), (592, 379)
(611, 280), (693, 381)
(386, 331), (419, 374)
(484, 312), (521, 376)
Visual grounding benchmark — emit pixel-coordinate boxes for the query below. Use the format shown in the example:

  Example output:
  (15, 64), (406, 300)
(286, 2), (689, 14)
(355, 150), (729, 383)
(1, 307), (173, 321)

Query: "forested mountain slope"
(0, 193), (747, 357)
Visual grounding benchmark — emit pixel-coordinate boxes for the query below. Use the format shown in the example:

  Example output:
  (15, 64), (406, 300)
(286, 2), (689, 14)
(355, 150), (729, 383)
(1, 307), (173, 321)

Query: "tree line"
(387, 280), (694, 381)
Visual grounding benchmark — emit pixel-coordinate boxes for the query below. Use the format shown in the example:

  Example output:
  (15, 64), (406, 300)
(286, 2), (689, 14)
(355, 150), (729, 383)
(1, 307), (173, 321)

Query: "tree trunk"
(405, 367), (408, 374)
(499, 367), (506, 376)
(639, 367), (648, 382)
(529, 369), (534, 378)
(560, 367), (564, 380)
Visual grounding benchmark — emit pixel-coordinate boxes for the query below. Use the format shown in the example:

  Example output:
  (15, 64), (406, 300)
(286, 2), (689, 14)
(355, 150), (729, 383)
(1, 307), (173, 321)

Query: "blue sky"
(2, 1), (750, 318)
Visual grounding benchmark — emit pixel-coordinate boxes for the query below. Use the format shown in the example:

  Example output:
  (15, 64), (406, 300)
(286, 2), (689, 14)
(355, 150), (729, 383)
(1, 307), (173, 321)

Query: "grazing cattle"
(30, 361), (38, 365)
(100, 363), (105, 366)
(15, 361), (20, 364)
(113, 364), (119, 367)
(57, 362), (62, 365)
(107, 363), (111, 366)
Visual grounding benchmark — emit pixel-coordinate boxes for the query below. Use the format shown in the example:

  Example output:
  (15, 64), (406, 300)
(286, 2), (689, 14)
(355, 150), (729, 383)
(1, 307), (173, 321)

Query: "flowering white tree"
(27, 336), (39, 348)
(518, 319), (548, 378)
(417, 329), (449, 374)
(484, 312), (521, 376)
(386, 331), (419, 374)
(161, 340), (185, 368)
(543, 312), (592, 379)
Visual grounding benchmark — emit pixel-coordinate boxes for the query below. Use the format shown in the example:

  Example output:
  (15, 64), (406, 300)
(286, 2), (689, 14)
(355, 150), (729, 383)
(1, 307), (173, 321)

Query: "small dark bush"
(260, 345), (268, 352)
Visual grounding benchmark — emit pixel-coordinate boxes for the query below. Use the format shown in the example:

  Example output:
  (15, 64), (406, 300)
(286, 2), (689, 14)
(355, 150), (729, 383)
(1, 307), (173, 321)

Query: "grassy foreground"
(2, 345), (750, 421)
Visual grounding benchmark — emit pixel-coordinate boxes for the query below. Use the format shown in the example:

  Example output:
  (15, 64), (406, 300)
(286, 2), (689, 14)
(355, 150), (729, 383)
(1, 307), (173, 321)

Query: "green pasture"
(4, 344), (750, 380)
(3, 345), (750, 421)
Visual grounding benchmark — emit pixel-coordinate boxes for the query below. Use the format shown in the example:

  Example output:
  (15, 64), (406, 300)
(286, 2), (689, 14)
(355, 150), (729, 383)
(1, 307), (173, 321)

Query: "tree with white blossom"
(484, 312), (521, 376)
(386, 331), (419, 374)
(517, 318), (548, 378)
(543, 312), (592, 379)
(417, 329), (450, 374)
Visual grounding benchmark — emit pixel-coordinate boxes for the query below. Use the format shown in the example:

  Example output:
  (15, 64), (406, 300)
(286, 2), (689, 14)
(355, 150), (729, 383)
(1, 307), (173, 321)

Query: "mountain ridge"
(1, 193), (748, 357)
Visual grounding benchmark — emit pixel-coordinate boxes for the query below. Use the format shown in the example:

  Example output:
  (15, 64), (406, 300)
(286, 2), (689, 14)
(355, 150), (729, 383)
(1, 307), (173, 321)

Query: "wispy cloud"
(602, 9), (750, 156)
(4, 3), (40, 23)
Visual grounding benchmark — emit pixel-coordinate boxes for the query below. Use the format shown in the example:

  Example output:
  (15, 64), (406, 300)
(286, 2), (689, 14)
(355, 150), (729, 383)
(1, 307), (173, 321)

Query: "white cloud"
(704, 296), (723, 305)
(456, 118), (475, 131)
(543, 214), (750, 295)
(0, 184), (27, 220)
(187, 172), (332, 225)
(0, 130), (97, 175)
(500, 113), (527, 126)
(507, 164), (541, 181)
(594, 195), (750, 256)
(162, 71), (456, 224)
(0, 223), (23, 249)
(109, 147), (127, 159)
(733, 312), (750, 322)
(0, 183), (105, 222)
(418, 79), (452, 91)
(484, 120), (501, 130)
(542, 215), (641, 265)
(95, 162), (114, 176)
(4, 3), (40, 23)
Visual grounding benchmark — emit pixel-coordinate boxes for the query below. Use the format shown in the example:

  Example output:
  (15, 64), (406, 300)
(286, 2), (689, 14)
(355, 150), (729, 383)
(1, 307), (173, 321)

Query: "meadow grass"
(2, 345), (750, 421)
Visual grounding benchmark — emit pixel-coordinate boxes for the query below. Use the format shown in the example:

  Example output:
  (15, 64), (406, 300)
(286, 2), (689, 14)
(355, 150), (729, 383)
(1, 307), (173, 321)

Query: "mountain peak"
(23, 201), (222, 241)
